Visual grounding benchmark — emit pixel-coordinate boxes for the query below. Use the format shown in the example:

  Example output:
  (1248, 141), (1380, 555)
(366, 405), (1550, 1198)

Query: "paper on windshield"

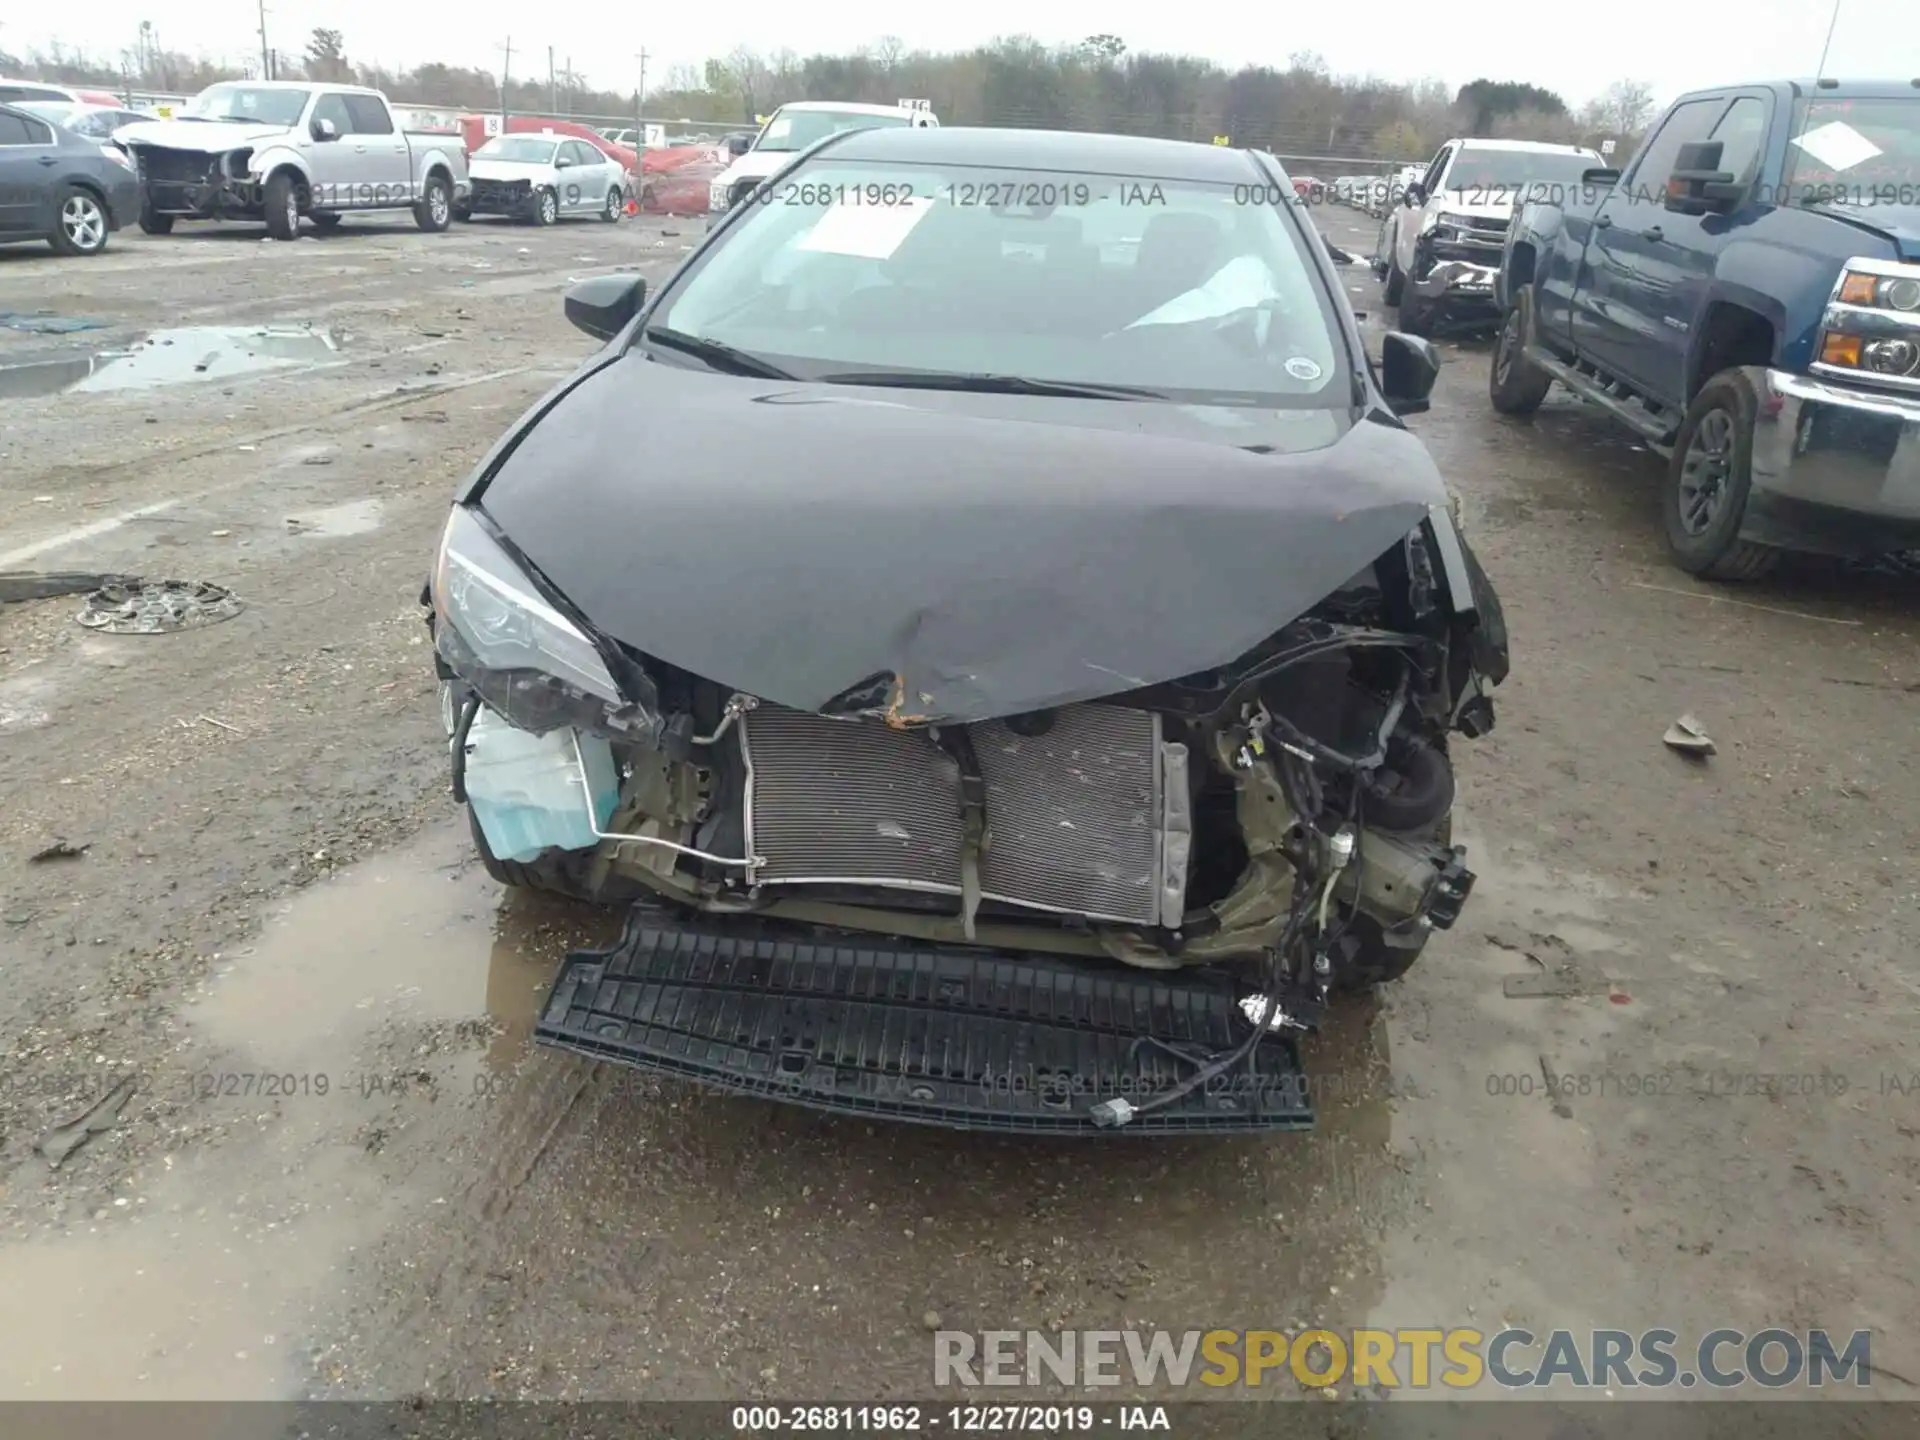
(1126, 254), (1281, 329)
(796, 197), (935, 259)
(1790, 121), (1883, 173)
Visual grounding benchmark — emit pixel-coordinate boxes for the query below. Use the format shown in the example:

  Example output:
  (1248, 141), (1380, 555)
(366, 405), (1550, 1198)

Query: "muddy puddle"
(0, 822), (613, 1400)
(0, 325), (343, 399)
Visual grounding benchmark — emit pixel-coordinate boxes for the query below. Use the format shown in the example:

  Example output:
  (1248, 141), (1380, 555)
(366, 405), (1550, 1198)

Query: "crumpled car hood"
(117, 119), (286, 152)
(472, 357), (1447, 722)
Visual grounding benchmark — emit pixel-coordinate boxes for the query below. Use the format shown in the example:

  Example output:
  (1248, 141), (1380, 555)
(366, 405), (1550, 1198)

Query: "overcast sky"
(8, 0), (1918, 109)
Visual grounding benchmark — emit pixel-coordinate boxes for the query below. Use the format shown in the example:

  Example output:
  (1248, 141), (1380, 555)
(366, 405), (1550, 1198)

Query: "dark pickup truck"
(1490, 79), (1920, 578)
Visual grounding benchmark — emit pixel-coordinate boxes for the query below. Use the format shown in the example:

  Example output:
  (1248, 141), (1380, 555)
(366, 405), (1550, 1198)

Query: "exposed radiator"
(740, 704), (1190, 927)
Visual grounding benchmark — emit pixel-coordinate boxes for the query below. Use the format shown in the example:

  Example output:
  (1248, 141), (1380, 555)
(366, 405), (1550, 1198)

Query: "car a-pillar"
(1666, 304), (1779, 581)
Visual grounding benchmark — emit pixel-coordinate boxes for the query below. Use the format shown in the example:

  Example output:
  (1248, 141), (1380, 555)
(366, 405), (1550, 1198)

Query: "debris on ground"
(28, 839), (90, 862)
(35, 1078), (136, 1169)
(1663, 713), (1716, 758)
(1503, 972), (1586, 998)
(76, 579), (245, 634)
(0, 572), (132, 605)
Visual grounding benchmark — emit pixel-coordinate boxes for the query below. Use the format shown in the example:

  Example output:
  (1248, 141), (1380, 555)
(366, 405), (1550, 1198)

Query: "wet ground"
(0, 202), (1917, 1413)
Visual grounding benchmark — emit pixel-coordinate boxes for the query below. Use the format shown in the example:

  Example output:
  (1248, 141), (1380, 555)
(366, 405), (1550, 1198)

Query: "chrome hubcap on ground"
(62, 196), (105, 249)
(1678, 407), (1735, 536)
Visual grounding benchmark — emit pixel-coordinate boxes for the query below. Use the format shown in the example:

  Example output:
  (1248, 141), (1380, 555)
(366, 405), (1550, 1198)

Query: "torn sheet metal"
(472, 360), (1445, 723)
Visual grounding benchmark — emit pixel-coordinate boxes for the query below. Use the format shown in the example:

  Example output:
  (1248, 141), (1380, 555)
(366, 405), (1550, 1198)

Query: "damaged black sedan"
(424, 127), (1507, 1134)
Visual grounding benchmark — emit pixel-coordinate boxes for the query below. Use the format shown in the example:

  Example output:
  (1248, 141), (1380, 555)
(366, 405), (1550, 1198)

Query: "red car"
(1291, 174), (1326, 201)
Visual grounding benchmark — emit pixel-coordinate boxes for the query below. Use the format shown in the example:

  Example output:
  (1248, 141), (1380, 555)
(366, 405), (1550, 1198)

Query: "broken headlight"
(429, 505), (622, 735)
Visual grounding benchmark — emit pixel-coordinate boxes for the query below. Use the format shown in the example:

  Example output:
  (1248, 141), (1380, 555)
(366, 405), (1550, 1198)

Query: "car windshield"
(1783, 98), (1920, 199)
(646, 157), (1344, 407)
(180, 85), (309, 126)
(1444, 149), (1598, 198)
(755, 109), (913, 154)
(15, 100), (77, 125)
(477, 136), (558, 163)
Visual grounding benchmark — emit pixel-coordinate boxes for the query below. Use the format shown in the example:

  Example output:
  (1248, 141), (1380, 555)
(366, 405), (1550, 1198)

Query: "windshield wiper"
(639, 327), (794, 379)
(816, 370), (1166, 401)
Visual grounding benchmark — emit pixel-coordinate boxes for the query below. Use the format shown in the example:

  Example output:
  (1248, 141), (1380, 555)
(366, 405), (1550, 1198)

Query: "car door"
(1397, 143), (1453, 274)
(565, 141), (602, 211)
(582, 140), (620, 206)
(305, 92), (358, 206)
(0, 109), (58, 234)
(342, 93), (409, 204)
(1573, 97), (1729, 388)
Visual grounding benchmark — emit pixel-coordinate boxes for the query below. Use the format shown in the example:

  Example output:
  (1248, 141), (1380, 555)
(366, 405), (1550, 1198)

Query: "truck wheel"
(1489, 292), (1553, 415)
(414, 174), (452, 233)
(1664, 371), (1781, 581)
(263, 171), (301, 240)
(138, 206), (174, 236)
(48, 186), (110, 256)
(534, 187), (559, 226)
(1383, 250), (1406, 305)
(601, 186), (623, 222)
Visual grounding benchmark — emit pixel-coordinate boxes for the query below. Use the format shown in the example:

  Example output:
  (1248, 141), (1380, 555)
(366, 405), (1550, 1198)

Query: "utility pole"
(564, 57), (573, 115)
(548, 47), (556, 113)
(500, 37), (514, 125)
(256, 0), (271, 79)
(635, 48), (648, 139)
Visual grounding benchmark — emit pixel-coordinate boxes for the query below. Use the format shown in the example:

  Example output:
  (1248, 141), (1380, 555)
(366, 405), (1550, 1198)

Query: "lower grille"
(740, 704), (1188, 927)
(133, 146), (218, 186)
(471, 178), (532, 209)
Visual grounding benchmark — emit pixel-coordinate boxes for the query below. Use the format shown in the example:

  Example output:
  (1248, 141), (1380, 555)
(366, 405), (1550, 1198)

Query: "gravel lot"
(0, 201), (1916, 1420)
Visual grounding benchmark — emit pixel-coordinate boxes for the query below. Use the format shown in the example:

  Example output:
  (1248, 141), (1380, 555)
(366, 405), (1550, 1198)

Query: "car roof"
(775, 100), (926, 117)
(1454, 138), (1599, 154)
(205, 79), (383, 96)
(823, 126), (1265, 182)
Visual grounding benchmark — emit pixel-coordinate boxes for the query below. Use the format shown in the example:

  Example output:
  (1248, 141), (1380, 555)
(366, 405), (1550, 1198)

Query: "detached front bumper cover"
(535, 908), (1317, 1135)
(1414, 259), (1500, 300)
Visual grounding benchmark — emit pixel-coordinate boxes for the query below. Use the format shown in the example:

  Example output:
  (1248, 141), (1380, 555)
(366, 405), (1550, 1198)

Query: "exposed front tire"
(138, 206), (175, 235)
(1664, 370), (1781, 581)
(533, 187), (559, 226)
(48, 186), (110, 256)
(1383, 249), (1406, 306)
(1489, 291), (1553, 415)
(263, 171), (300, 240)
(414, 173), (452, 232)
(467, 806), (599, 901)
(1396, 285), (1438, 337)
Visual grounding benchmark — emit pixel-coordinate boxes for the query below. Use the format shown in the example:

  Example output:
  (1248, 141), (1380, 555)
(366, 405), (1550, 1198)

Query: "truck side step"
(1524, 345), (1677, 455)
(534, 908), (1316, 1135)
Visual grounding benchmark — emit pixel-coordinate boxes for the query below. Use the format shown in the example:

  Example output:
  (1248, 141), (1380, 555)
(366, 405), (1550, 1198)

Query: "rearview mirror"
(726, 135), (751, 156)
(1379, 332), (1440, 416)
(312, 117), (338, 142)
(1580, 167), (1621, 187)
(564, 274), (647, 342)
(1665, 141), (1743, 215)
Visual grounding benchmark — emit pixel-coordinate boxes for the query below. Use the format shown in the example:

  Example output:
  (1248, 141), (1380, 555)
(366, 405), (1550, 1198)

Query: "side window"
(18, 116), (53, 145)
(311, 94), (352, 135)
(1709, 97), (1768, 190)
(562, 140), (589, 166)
(0, 113), (31, 145)
(1420, 145), (1452, 196)
(342, 94), (393, 135)
(574, 141), (602, 166)
(1625, 99), (1727, 191)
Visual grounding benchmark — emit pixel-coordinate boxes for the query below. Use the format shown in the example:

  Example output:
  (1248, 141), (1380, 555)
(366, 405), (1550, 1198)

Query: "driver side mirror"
(1665, 141), (1743, 215)
(311, 117), (338, 142)
(1403, 182), (1425, 206)
(726, 135), (751, 156)
(1379, 332), (1440, 416)
(555, 155), (574, 169)
(564, 273), (647, 342)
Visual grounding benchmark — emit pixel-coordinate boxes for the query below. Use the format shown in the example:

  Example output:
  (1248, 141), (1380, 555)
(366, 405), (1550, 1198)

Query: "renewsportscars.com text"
(934, 1327), (1874, 1390)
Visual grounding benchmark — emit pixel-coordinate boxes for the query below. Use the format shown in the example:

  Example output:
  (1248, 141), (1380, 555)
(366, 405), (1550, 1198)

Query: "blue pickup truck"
(1491, 79), (1920, 578)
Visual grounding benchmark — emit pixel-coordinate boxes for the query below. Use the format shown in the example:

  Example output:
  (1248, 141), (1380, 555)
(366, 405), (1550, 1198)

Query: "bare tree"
(1582, 79), (1656, 136)
(873, 35), (905, 73)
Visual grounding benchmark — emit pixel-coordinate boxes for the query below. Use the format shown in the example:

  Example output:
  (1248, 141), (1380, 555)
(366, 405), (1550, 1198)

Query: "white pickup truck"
(118, 80), (470, 239)
(707, 101), (938, 227)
